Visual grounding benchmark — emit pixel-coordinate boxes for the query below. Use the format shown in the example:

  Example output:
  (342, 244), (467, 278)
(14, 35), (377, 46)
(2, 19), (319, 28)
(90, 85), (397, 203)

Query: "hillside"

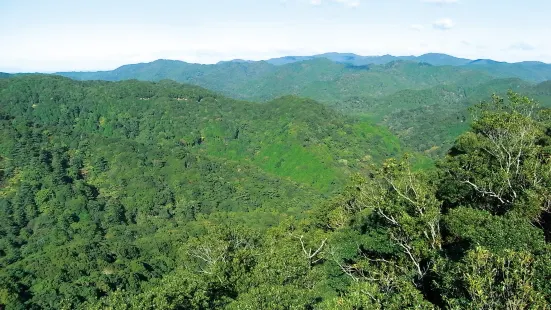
(257, 53), (551, 82)
(0, 75), (402, 191)
(1, 74), (550, 308)
(54, 54), (551, 158)
(55, 56), (551, 155)
(265, 52), (472, 67)
(0, 75), (409, 307)
(384, 79), (551, 153)
(234, 59), (495, 102)
(329, 78), (545, 153)
(57, 58), (497, 102)
(465, 59), (551, 82)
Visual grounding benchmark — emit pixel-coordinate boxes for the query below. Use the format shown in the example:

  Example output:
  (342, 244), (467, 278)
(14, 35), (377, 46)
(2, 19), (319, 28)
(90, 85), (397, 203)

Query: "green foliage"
(58, 57), (551, 156)
(443, 207), (546, 253)
(350, 158), (443, 281)
(439, 91), (551, 218)
(321, 280), (434, 310)
(438, 247), (549, 309)
(1, 74), (550, 309)
(58, 59), (496, 102)
(328, 78), (551, 154)
(466, 60), (551, 83)
(0, 76), (401, 191)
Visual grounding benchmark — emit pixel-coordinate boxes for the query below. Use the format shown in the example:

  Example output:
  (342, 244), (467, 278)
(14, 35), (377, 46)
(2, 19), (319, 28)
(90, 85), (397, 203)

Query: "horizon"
(4, 51), (551, 74)
(2, 0), (551, 72)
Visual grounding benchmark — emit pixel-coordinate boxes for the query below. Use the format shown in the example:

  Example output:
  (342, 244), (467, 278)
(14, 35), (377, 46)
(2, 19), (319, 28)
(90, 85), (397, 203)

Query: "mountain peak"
(468, 59), (505, 65)
(217, 59), (256, 65)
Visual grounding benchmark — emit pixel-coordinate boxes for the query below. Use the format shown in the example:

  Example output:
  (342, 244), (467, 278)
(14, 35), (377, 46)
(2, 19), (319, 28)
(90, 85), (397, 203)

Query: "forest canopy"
(0, 76), (550, 309)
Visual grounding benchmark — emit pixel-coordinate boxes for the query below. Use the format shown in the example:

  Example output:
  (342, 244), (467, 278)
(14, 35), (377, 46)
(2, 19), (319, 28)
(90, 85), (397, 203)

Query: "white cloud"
(421, 0), (458, 4)
(335, 0), (360, 7)
(309, 0), (360, 7)
(410, 24), (424, 31)
(509, 42), (535, 51)
(3, 6), (551, 71)
(432, 18), (455, 30)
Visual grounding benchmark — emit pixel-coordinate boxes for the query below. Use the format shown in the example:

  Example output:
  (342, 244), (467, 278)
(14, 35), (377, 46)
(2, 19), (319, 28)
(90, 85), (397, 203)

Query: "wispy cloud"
(509, 42), (535, 51)
(309, 0), (360, 7)
(410, 24), (425, 31)
(421, 0), (458, 4)
(432, 18), (455, 30)
(336, 0), (361, 6)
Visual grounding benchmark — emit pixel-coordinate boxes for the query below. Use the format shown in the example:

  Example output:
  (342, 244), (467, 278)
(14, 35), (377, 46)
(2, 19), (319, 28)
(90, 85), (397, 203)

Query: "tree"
(440, 247), (549, 309)
(439, 91), (551, 220)
(355, 158), (442, 283)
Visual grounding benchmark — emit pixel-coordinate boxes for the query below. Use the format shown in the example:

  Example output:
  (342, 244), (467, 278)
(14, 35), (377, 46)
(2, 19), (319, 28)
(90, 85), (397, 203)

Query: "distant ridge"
(468, 59), (505, 65)
(210, 53), (551, 82)
(264, 52), (473, 67)
(217, 59), (256, 64)
(54, 52), (551, 89)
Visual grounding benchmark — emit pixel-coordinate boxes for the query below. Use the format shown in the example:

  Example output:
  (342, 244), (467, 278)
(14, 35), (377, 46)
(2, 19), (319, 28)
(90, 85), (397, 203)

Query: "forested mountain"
(265, 53), (551, 82)
(263, 52), (472, 66)
(58, 58), (496, 102)
(0, 75), (401, 191)
(465, 59), (551, 83)
(330, 78), (551, 154)
(0, 73), (12, 79)
(0, 75), (405, 308)
(58, 53), (551, 92)
(56, 55), (551, 155)
(1, 74), (550, 309)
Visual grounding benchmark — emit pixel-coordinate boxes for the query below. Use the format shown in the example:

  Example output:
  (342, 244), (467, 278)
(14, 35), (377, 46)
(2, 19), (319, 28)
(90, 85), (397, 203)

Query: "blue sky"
(1, 0), (550, 72)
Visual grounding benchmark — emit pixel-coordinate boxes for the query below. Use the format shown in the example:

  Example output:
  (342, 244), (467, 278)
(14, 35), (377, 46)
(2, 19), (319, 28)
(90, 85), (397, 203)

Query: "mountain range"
(261, 52), (551, 82)
(57, 52), (551, 84)
(2, 52), (551, 308)
(48, 53), (551, 154)
(4, 52), (551, 154)
(56, 58), (497, 102)
(251, 52), (473, 66)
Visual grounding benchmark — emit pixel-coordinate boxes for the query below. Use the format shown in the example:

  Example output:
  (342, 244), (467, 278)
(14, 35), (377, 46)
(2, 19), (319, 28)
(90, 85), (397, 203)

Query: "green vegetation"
(264, 53), (551, 82)
(466, 59), (551, 82)
(0, 75), (398, 307)
(330, 78), (551, 154)
(58, 58), (496, 102)
(1, 74), (550, 309)
(4, 52), (551, 309)
(56, 55), (551, 155)
(0, 76), (401, 191)
(264, 52), (471, 67)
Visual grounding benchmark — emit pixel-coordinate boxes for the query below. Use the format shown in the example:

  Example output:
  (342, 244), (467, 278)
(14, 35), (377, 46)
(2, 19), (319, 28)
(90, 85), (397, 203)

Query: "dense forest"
(57, 56), (551, 155)
(1, 73), (551, 309)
